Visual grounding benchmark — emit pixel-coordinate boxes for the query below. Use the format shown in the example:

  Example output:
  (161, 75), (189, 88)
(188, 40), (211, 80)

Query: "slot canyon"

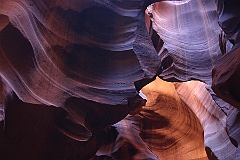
(0, 0), (240, 159)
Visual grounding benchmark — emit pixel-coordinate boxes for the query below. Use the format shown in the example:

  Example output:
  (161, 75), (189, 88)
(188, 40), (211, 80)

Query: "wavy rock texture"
(0, 0), (240, 159)
(212, 0), (240, 109)
(0, 0), (161, 107)
(215, 0), (240, 45)
(0, 0), (162, 144)
(140, 78), (207, 159)
(212, 45), (240, 109)
(147, 0), (227, 83)
(175, 81), (237, 159)
(94, 77), (208, 159)
(94, 77), (239, 159)
(226, 106), (240, 159)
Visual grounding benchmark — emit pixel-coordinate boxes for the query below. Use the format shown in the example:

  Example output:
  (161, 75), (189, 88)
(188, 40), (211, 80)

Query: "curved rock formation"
(0, 0), (161, 106)
(0, 0), (161, 144)
(147, 0), (226, 83)
(94, 77), (208, 159)
(140, 78), (207, 159)
(175, 80), (236, 159)
(0, 0), (240, 159)
(212, 0), (240, 110)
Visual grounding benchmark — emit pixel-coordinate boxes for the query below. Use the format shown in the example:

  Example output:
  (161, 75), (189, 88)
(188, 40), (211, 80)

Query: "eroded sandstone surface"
(0, 0), (239, 159)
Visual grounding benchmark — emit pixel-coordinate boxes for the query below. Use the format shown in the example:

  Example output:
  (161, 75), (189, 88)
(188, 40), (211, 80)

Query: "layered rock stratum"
(0, 0), (239, 159)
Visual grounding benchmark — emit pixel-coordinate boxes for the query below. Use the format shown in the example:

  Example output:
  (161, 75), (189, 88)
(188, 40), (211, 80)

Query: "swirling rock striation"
(147, 0), (224, 83)
(0, 0), (162, 107)
(0, 0), (162, 143)
(175, 80), (237, 159)
(94, 77), (208, 159)
(212, 0), (240, 109)
(0, 0), (240, 159)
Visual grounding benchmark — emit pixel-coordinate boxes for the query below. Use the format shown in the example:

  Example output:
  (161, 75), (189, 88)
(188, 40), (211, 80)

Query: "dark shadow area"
(63, 97), (129, 136)
(0, 93), (111, 160)
(161, 55), (173, 70)
(229, 136), (238, 148)
(52, 45), (141, 82)
(53, 6), (134, 42)
(151, 29), (164, 53)
(0, 23), (35, 74)
(205, 147), (218, 160)
(228, 69), (240, 102)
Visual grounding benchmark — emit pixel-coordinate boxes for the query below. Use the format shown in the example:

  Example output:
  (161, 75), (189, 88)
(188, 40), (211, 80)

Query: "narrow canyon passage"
(0, 0), (240, 159)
